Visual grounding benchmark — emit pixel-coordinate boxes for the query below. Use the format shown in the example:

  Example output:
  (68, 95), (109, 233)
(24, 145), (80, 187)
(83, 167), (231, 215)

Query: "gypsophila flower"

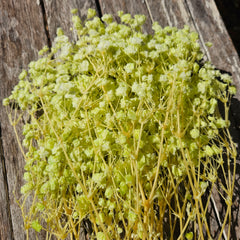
(190, 129), (200, 139)
(3, 9), (236, 240)
(124, 63), (135, 73)
(87, 8), (96, 19)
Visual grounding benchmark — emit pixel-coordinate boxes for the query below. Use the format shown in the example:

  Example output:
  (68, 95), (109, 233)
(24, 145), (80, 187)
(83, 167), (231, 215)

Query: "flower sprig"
(3, 8), (236, 240)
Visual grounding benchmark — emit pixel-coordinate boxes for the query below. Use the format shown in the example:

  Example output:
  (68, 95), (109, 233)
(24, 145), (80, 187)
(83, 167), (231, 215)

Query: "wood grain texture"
(185, 0), (240, 100)
(0, 0), (48, 239)
(0, 128), (13, 240)
(146, 0), (194, 28)
(43, 0), (96, 43)
(99, 0), (153, 33)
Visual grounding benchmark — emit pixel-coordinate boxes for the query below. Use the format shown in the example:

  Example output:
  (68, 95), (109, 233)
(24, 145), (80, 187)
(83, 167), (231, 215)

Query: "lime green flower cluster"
(3, 8), (236, 239)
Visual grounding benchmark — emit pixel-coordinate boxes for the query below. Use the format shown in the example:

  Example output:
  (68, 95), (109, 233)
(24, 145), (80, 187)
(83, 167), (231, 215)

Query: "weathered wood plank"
(43, 0), (97, 43)
(0, 133), (13, 240)
(145, 0), (194, 28)
(185, 0), (240, 100)
(0, 1), (48, 239)
(99, 0), (152, 33)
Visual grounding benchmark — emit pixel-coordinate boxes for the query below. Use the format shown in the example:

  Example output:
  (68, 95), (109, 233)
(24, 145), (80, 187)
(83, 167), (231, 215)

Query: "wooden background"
(0, 0), (240, 239)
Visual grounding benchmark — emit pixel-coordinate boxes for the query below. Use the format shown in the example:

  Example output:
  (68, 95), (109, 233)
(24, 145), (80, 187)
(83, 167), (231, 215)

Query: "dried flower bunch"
(3, 8), (236, 240)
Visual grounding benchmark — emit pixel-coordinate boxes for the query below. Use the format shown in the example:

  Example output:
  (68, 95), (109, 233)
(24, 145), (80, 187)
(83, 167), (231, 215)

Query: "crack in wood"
(39, 0), (52, 48)
(95, 0), (103, 18)
(0, 124), (14, 240)
(144, 0), (154, 23)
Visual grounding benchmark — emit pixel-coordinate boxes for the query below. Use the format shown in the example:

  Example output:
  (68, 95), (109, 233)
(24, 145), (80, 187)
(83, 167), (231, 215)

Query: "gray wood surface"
(0, 1), (48, 239)
(0, 0), (239, 239)
(43, 0), (96, 42)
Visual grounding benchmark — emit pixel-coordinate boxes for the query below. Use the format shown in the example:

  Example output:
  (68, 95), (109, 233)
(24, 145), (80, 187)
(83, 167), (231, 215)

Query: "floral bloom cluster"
(3, 8), (236, 240)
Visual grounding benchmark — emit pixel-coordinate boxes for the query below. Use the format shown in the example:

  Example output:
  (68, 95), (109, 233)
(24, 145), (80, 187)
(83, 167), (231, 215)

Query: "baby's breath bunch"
(3, 8), (237, 240)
